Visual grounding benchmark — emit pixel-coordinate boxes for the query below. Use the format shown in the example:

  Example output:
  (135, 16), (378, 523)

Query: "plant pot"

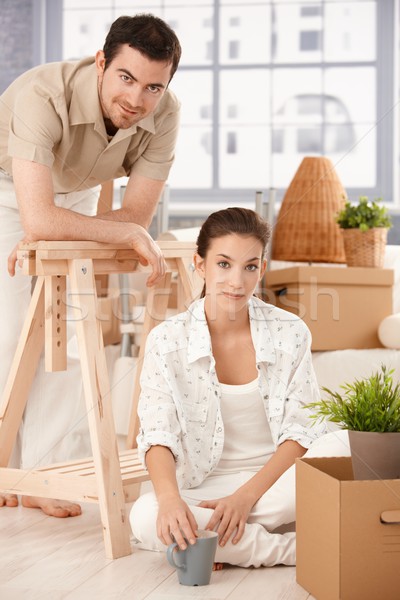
(348, 430), (400, 480)
(341, 227), (388, 268)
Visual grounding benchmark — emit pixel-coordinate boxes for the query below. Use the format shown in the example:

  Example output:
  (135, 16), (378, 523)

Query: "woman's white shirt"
(212, 378), (275, 474)
(137, 296), (327, 489)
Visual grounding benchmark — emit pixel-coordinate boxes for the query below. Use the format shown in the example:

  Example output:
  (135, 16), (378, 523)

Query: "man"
(0, 14), (181, 516)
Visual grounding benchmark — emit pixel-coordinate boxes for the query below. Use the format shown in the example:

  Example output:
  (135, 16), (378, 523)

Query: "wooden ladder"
(0, 240), (199, 559)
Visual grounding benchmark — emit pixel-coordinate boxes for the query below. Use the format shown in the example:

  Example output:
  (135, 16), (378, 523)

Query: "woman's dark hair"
(196, 207), (271, 298)
(197, 207), (271, 259)
(103, 14), (181, 81)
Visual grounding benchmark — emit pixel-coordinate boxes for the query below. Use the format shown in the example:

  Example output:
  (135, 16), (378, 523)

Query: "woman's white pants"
(130, 430), (350, 568)
(0, 173), (99, 470)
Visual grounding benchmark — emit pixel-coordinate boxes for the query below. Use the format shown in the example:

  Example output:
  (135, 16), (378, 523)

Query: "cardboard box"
(264, 266), (394, 350)
(296, 457), (400, 600)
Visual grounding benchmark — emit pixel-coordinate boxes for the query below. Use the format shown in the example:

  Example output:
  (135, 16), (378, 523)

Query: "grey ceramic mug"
(166, 529), (218, 586)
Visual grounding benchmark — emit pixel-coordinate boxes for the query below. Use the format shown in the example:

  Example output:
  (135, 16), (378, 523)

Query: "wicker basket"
(272, 157), (347, 263)
(341, 228), (388, 268)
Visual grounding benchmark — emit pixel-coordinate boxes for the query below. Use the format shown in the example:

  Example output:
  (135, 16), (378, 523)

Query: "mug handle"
(167, 543), (179, 568)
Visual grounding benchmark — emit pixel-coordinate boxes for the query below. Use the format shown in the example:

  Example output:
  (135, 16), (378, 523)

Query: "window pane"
(163, 0), (212, 5)
(324, 124), (354, 155)
(168, 70), (212, 188)
(325, 67), (376, 123)
(63, 9), (113, 59)
(272, 68), (323, 187)
(219, 5), (271, 64)
(171, 70), (212, 125)
(64, 1), (111, 8)
(335, 124), (376, 187)
(170, 126), (212, 188)
(220, 69), (271, 124)
(272, 68), (322, 119)
(325, 2), (376, 62)
(273, 3), (323, 63)
(272, 128), (322, 188)
(114, 3), (162, 13)
(219, 69), (271, 188)
(219, 126), (270, 188)
(272, 0), (321, 3)
(165, 6), (214, 66)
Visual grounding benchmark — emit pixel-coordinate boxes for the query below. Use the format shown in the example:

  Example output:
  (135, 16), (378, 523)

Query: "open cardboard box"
(296, 457), (400, 600)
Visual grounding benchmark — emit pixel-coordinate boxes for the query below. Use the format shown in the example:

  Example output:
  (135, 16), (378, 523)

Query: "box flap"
(299, 456), (354, 480)
(296, 458), (341, 600)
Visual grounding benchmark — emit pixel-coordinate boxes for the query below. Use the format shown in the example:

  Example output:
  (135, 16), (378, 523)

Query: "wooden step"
(0, 449), (148, 504)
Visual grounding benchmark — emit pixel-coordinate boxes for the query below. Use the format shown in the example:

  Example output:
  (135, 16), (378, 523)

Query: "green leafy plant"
(305, 365), (400, 432)
(336, 196), (392, 232)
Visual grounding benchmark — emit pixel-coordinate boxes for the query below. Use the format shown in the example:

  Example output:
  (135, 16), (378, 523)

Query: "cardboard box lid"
(266, 266), (394, 287)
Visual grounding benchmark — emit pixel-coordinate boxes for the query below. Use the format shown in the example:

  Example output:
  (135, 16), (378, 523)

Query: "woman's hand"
(157, 492), (198, 550)
(198, 491), (254, 546)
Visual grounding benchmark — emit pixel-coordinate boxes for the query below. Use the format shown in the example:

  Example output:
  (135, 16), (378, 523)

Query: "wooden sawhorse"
(0, 240), (198, 558)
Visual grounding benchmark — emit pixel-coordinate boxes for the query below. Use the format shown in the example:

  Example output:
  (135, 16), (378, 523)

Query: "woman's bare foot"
(213, 562), (224, 571)
(21, 496), (82, 517)
(0, 493), (19, 507)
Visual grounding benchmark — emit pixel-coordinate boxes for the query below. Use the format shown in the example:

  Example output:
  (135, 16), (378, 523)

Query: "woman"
(130, 207), (349, 568)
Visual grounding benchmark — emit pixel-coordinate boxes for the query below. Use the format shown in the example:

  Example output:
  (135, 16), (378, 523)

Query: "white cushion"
(378, 313), (400, 349)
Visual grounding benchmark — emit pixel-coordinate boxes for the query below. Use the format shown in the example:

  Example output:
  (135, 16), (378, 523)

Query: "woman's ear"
(193, 253), (205, 279)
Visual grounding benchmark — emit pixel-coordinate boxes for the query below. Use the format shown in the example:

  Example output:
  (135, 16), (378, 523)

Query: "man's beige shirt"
(0, 57), (180, 193)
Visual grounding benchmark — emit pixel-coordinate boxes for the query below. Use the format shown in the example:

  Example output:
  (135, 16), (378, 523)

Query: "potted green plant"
(336, 196), (392, 267)
(306, 365), (400, 480)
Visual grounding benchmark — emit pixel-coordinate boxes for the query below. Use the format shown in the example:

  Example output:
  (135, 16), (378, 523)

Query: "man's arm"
(95, 172), (165, 229)
(10, 158), (166, 285)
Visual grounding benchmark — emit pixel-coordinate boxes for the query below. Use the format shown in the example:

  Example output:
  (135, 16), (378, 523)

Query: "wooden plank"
(158, 243), (196, 258)
(226, 567), (311, 600)
(68, 257), (131, 558)
(33, 449), (142, 474)
(92, 258), (139, 274)
(32, 258), (139, 276)
(0, 467), (99, 501)
(176, 256), (197, 311)
(126, 272), (172, 449)
(0, 277), (45, 468)
(123, 482), (143, 503)
(37, 248), (140, 260)
(95, 180), (114, 297)
(44, 275), (67, 372)
(18, 240), (196, 254)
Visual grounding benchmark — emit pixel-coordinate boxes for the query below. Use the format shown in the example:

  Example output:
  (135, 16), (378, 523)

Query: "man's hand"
(8, 238), (29, 276)
(128, 224), (167, 286)
(198, 491), (254, 547)
(157, 492), (198, 550)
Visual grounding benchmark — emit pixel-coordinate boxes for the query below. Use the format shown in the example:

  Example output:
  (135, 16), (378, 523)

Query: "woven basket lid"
(272, 156), (347, 263)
